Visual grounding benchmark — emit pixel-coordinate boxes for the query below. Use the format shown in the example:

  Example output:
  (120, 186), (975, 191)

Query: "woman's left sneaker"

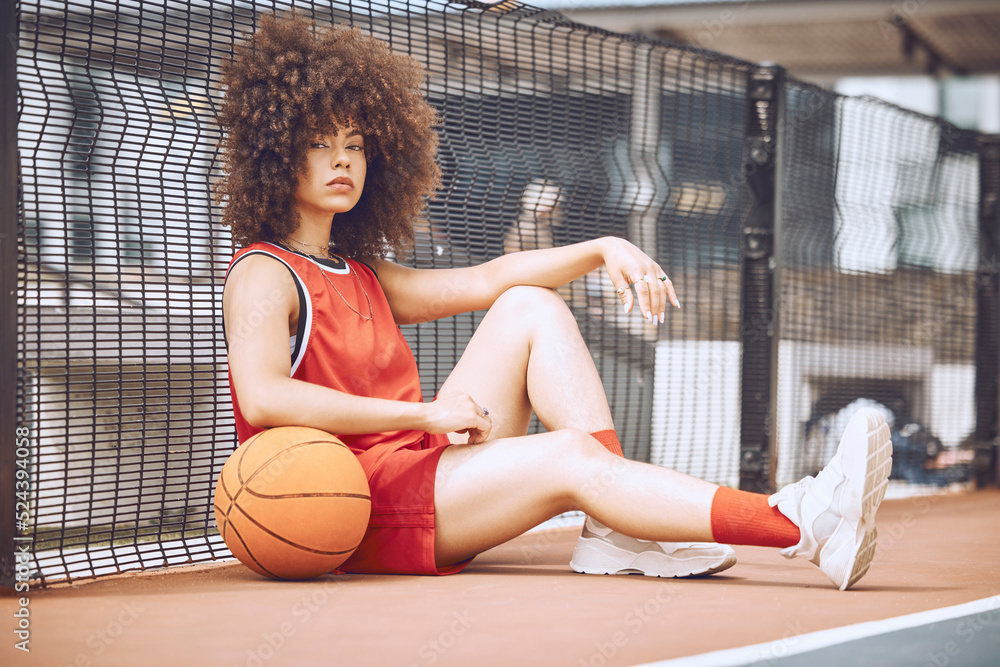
(570, 517), (737, 578)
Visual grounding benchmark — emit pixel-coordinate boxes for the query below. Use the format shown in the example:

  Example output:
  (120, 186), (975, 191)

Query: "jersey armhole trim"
(225, 249), (310, 374)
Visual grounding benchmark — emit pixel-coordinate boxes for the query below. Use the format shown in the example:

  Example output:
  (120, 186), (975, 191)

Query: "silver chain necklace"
(282, 238), (374, 321)
(286, 237), (331, 255)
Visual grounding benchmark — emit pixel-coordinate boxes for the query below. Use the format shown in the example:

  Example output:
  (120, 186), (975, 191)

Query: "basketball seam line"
(241, 491), (371, 501)
(231, 504), (365, 557)
(228, 521), (284, 580)
(235, 438), (359, 508)
(218, 473), (234, 502)
(217, 475), (235, 542)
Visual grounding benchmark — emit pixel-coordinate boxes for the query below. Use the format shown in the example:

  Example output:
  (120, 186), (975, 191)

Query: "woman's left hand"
(600, 237), (680, 325)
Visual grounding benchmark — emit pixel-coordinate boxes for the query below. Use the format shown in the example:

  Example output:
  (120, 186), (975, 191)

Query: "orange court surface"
(4, 489), (1000, 667)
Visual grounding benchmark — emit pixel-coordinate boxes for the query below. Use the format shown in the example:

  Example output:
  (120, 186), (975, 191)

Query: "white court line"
(634, 595), (1000, 667)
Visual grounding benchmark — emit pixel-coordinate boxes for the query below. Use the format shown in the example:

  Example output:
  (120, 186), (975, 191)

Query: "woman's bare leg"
(436, 285), (614, 440)
(434, 429), (717, 567)
(433, 286), (716, 567)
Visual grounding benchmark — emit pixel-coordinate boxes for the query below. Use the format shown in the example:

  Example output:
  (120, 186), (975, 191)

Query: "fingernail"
(659, 312), (665, 323)
(645, 310), (652, 323)
(623, 303), (629, 313)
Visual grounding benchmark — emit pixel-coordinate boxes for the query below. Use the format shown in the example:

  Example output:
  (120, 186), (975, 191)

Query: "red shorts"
(339, 433), (472, 575)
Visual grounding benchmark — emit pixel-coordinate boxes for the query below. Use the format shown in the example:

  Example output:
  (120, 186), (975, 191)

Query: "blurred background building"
(531, 0), (1000, 132)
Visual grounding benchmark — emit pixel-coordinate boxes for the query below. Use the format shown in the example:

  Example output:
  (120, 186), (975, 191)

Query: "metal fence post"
(738, 65), (785, 494)
(974, 135), (1000, 487)
(1, 0), (20, 589)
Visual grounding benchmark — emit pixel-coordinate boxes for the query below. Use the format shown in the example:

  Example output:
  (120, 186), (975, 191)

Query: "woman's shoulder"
(225, 243), (301, 289)
(230, 241), (293, 262)
(227, 242), (303, 274)
(222, 249), (299, 329)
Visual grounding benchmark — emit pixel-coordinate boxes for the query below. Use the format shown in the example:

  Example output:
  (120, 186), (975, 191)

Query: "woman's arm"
(223, 255), (493, 441)
(376, 236), (679, 325)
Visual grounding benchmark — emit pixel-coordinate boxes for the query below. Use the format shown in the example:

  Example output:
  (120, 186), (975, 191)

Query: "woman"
(217, 14), (892, 589)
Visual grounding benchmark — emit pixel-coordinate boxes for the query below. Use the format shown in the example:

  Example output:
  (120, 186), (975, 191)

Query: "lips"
(327, 176), (354, 190)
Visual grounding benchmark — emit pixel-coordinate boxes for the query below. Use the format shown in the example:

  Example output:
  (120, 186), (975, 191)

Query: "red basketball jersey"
(225, 242), (426, 464)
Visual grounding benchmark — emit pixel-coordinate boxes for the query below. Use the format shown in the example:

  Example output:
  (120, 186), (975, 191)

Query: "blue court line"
(637, 595), (1000, 667)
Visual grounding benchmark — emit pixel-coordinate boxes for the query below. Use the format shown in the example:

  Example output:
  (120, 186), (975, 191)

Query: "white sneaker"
(769, 406), (893, 590)
(570, 517), (737, 578)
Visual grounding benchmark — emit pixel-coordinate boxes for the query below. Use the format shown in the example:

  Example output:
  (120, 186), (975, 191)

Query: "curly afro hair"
(215, 13), (441, 260)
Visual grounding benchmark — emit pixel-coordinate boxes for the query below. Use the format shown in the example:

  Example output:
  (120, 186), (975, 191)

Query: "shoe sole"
(570, 538), (737, 578)
(831, 410), (893, 590)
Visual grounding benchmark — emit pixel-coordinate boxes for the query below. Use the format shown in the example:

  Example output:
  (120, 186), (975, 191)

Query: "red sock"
(710, 486), (800, 548)
(590, 429), (624, 458)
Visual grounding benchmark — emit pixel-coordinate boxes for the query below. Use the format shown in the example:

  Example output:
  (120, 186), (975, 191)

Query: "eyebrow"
(314, 129), (363, 141)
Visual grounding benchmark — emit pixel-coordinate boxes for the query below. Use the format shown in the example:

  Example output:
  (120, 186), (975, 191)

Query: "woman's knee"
(493, 285), (568, 316)
(546, 428), (609, 468)
(551, 429), (633, 503)
(490, 285), (573, 330)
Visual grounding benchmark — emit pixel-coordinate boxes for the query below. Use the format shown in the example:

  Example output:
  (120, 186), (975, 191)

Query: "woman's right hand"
(422, 393), (493, 444)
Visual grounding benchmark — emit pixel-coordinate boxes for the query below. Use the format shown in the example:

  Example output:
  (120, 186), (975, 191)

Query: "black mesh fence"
(6, 0), (997, 586)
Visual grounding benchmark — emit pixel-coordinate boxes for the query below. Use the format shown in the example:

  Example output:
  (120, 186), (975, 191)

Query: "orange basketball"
(214, 426), (371, 580)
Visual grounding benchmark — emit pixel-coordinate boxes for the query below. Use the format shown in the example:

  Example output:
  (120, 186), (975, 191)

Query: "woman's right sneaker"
(769, 407), (893, 590)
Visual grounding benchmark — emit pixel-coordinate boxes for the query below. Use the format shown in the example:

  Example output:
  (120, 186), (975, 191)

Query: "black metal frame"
(975, 135), (1000, 487)
(738, 65), (784, 494)
(1, 0), (19, 589)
